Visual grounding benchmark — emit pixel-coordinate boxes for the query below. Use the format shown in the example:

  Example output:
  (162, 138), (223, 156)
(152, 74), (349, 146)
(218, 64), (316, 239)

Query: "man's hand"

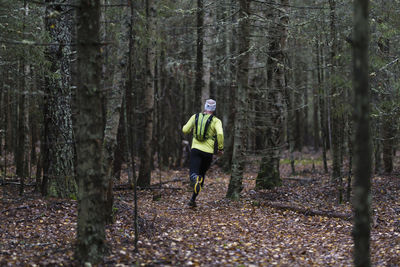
(217, 150), (224, 156)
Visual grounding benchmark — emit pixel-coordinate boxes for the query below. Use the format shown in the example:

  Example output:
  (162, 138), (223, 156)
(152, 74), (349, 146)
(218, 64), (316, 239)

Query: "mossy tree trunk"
(43, 0), (76, 198)
(74, 0), (106, 264)
(226, 0), (250, 200)
(255, 0), (289, 190)
(352, 0), (371, 265)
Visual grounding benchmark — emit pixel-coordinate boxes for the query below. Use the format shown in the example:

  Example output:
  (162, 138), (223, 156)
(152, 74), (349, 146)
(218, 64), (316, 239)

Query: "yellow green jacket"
(182, 113), (224, 154)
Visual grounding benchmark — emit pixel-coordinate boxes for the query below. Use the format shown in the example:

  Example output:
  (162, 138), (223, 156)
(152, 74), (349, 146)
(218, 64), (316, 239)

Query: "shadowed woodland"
(0, 0), (399, 266)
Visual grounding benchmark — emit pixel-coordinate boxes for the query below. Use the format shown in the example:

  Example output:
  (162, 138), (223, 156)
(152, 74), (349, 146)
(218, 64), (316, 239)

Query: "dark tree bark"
(74, 0), (105, 263)
(221, 0), (237, 172)
(352, 0), (371, 266)
(377, 0), (394, 175)
(329, 0), (343, 202)
(312, 70), (320, 151)
(316, 36), (328, 173)
(226, 0), (250, 200)
(113, 105), (126, 180)
(194, 0), (204, 111)
(255, 0), (289, 190)
(201, 0), (214, 105)
(102, 0), (128, 224)
(137, 0), (156, 188)
(16, 1), (30, 195)
(43, 0), (76, 198)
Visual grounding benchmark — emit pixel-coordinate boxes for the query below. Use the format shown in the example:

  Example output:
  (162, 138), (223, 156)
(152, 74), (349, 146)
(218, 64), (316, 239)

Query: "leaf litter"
(0, 155), (399, 266)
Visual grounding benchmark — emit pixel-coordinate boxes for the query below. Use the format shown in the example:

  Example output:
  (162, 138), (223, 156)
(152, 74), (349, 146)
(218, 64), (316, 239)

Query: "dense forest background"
(0, 0), (399, 265)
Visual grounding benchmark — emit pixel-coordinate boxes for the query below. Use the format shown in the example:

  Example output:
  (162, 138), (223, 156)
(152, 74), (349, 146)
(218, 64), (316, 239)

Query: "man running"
(182, 99), (224, 207)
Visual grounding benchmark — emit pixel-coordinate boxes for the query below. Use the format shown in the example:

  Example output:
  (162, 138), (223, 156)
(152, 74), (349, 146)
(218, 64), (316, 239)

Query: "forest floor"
(0, 151), (399, 266)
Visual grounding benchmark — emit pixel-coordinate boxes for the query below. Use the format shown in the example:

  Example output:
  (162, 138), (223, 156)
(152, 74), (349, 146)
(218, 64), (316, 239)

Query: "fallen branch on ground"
(113, 177), (184, 191)
(261, 201), (352, 221)
(283, 177), (314, 183)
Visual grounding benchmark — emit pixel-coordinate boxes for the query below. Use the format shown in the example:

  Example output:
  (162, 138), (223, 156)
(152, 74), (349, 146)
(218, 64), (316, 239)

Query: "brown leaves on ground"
(0, 155), (399, 266)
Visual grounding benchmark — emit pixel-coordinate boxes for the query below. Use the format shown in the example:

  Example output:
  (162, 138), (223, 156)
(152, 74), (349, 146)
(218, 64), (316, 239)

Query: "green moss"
(280, 158), (323, 165)
(256, 158), (281, 190)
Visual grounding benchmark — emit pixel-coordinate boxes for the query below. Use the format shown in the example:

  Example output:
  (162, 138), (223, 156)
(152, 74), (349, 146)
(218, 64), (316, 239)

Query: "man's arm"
(215, 119), (224, 151)
(182, 114), (195, 134)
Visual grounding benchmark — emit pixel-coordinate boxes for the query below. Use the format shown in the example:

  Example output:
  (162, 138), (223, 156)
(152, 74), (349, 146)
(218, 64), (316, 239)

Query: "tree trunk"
(43, 0), (76, 198)
(113, 104), (126, 180)
(102, 3), (128, 223)
(226, 0), (250, 200)
(16, 2), (31, 195)
(313, 69), (320, 151)
(201, 0), (214, 105)
(221, 0), (236, 172)
(329, 0), (343, 202)
(352, 0), (371, 266)
(137, 0), (156, 188)
(373, 121), (382, 174)
(194, 0), (204, 111)
(255, 0), (289, 190)
(74, 0), (105, 263)
(316, 36), (328, 173)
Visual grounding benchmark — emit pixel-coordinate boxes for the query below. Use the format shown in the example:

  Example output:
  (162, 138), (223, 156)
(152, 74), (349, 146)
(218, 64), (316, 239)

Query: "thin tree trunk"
(102, 3), (128, 223)
(352, 0), (371, 265)
(221, 0), (236, 172)
(316, 37), (328, 173)
(16, 1), (30, 195)
(201, 0), (213, 105)
(329, 0), (343, 203)
(113, 103), (126, 180)
(126, 0), (137, 186)
(194, 0), (204, 111)
(313, 69), (320, 151)
(137, 0), (156, 188)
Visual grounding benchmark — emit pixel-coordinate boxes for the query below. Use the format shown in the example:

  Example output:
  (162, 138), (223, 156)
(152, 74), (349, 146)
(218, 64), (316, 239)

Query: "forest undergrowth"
(0, 151), (399, 266)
